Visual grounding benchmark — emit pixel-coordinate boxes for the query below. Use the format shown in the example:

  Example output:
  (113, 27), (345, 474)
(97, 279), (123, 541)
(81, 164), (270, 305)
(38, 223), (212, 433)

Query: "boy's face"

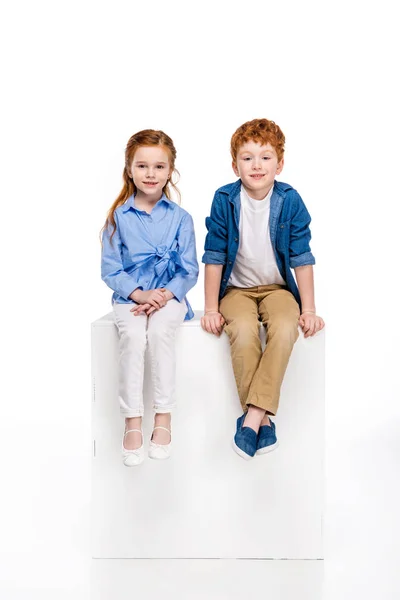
(232, 141), (284, 200)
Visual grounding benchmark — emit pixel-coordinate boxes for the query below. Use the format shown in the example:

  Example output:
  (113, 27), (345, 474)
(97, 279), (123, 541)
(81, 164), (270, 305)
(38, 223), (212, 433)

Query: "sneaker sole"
(232, 439), (255, 461)
(255, 440), (279, 456)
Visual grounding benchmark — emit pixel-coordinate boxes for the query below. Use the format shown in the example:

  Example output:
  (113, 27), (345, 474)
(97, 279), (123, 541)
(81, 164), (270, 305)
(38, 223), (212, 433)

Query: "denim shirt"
(101, 194), (199, 320)
(202, 179), (315, 307)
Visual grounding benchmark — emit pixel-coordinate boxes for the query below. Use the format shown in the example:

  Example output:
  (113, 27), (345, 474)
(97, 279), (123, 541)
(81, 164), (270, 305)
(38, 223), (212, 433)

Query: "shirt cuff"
(118, 279), (143, 301)
(290, 252), (316, 269)
(165, 280), (184, 302)
(202, 250), (227, 265)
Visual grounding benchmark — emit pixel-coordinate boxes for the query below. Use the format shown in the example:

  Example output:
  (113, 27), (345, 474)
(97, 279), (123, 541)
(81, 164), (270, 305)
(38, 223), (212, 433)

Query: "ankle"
(243, 406), (266, 433)
(154, 412), (171, 429)
(125, 416), (142, 430)
(152, 414), (172, 445)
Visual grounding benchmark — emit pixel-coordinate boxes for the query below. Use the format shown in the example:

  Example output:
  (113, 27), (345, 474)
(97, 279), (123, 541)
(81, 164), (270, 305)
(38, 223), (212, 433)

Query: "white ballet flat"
(122, 428), (144, 466)
(148, 426), (171, 460)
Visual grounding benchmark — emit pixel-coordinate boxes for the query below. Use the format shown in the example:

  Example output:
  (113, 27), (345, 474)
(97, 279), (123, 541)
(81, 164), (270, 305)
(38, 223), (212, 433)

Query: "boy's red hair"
(230, 118), (285, 162)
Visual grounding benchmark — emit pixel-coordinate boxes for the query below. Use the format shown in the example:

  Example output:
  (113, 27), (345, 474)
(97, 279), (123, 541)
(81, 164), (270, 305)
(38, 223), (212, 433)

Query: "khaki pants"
(219, 285), (300, 415)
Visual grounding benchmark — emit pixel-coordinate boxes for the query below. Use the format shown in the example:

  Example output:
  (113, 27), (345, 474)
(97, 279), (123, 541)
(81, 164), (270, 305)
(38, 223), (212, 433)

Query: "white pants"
(113, 299), (187, 417)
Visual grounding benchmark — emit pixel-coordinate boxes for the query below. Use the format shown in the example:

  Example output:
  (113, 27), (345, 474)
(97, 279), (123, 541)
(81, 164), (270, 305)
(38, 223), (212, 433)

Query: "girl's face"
(130, 145), (172, 201)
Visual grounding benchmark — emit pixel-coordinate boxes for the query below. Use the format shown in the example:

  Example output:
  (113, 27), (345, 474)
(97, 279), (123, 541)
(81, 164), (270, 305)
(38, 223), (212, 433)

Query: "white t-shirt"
(228, 185), (286, 288)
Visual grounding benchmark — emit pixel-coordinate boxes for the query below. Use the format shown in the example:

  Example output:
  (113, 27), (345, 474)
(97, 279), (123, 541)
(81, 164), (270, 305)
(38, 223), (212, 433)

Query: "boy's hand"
(201, 311), (225, 336)
(299, 312), (325, 338)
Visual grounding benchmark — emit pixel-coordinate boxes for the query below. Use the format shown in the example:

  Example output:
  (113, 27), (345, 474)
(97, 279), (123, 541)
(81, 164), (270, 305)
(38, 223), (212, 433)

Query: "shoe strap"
(124, 429), (143, 436)
(152, 426), (171, 433)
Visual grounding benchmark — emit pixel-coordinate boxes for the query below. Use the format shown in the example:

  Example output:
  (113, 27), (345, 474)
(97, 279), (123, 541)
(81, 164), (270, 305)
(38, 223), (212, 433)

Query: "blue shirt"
(202, 179), (315, 308)
(101, 194), (199, 320)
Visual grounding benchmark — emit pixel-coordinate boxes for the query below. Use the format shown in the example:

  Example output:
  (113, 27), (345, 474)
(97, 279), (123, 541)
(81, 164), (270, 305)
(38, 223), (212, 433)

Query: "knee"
(147, 322), (176, 345)
(119, 324), (146, 349)
(225, 318), (260, 348)
(267, 315), (299, 342)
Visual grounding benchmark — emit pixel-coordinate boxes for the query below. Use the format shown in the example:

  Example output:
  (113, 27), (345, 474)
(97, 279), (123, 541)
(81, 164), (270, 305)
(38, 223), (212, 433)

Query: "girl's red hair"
(101, 129), (180, 242)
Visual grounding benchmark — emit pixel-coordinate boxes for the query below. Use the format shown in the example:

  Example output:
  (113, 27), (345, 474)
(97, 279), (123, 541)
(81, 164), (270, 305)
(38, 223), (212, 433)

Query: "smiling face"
(232, 141), (284, 200)
(129, 145), (172, 202)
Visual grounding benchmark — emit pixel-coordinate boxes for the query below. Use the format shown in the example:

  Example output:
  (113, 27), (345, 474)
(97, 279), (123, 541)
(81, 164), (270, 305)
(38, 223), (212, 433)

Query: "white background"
(0, 1), (399, 598)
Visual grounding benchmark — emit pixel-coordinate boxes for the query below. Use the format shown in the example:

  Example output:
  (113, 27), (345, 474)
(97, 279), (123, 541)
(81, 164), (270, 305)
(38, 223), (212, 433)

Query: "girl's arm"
(101, 220), (142, 300)
(294, 265), (324, 338)
(164, 213), (199, 301)
(134, 217), (198, 316)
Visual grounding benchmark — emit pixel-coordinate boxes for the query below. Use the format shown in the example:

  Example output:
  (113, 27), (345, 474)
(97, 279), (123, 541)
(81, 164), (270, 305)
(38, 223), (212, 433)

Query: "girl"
(101, 129), (199, 466)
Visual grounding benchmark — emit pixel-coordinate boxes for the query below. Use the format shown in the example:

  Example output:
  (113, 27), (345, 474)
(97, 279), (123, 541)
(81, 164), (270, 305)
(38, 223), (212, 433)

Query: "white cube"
(92, 311), (324, 559)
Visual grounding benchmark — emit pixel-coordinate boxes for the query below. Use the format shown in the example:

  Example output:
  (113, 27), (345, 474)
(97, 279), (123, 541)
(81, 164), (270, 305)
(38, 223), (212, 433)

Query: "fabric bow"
(153, 244), (186, 278)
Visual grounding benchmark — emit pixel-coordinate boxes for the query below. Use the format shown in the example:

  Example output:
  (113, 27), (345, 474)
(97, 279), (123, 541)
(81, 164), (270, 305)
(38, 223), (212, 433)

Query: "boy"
(201, 118), (324, 460)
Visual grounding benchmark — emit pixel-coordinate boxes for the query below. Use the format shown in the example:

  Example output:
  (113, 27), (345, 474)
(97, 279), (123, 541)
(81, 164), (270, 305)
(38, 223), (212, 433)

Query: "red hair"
(231, 118), (285, 163)
(101, 129), (180, 242)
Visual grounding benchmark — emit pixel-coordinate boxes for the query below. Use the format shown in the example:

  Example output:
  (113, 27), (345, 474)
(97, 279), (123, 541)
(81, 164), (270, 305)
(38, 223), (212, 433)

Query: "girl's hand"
(161, 288), (174, 301)
(201, 311), (225, 336)
(130, 288), (167, 310)
(299, 312), (325, 338)
(131, 302), (157, 316)
(130, 289), (174, 316)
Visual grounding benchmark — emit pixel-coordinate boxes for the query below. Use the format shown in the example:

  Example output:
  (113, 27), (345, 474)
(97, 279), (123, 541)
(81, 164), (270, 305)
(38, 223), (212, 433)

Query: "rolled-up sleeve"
(202, 193), (228, 264)
(165, 213), (199, 302)
(101, 218), (142, 301)
(289, 192), (316, 268)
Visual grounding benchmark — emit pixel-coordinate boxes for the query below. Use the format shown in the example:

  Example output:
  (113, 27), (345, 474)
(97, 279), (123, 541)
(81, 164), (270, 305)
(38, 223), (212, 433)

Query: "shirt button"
(280, 224), (284, 229)
(223, 278), (226, 282)
(234, 238), (238, 242)
(228, 261), (232, 265)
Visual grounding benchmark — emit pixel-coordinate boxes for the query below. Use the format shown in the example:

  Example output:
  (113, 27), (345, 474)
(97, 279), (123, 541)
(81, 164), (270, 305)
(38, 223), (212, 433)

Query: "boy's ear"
(232, 160), (239, 177)
(276, 158), (284, 174)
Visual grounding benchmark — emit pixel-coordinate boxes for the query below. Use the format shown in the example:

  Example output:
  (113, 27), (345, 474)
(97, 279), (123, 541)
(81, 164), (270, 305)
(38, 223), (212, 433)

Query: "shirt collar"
(122, 193), (174, 213)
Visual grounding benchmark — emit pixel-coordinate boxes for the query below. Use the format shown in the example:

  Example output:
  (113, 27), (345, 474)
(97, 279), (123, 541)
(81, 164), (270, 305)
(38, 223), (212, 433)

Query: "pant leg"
(247, 287), (300, 415)
(219, 287), (261, 412)
(146, 298), (187, 413)
(113, 302), (147, 417)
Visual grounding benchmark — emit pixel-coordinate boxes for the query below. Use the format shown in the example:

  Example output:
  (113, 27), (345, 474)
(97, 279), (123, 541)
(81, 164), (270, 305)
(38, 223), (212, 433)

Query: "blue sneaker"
(256, 419), (279, 455)
(232, 413), (257, 460)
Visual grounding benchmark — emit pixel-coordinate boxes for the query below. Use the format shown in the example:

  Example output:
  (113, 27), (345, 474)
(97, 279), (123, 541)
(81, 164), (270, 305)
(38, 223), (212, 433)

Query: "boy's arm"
(204, 264), (223, 313)
(201, 264), (225, 336)
(287, 190), (324, 337)
(294, 265), (316, 312)
(202, 192), (228, 266)
(288, 192), (315, 269)
(201, 193), (227, 336)
(294, 265), (324, 338)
